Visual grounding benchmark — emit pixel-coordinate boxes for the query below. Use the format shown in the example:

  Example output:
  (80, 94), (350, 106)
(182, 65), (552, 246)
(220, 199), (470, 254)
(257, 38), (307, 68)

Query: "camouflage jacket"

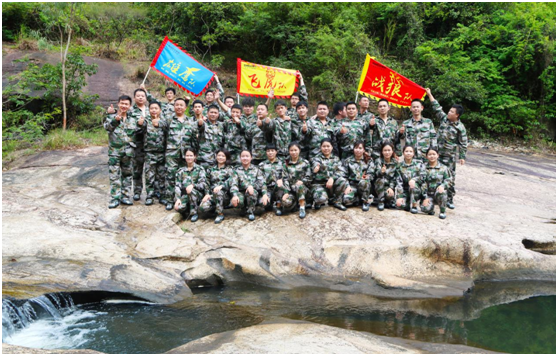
(367, 116), (399, 156)
(130, 104), (149, 147)
(374, 157), (402, 190)
(398, 159), (426, 187)
(103, 112), (142, 156)
(423, 162), (451, 194)
(332, 117), (370, 157)
(165, 116), (199, 153)
(198, 120), (225, 164)
(162, 101), (176, 118)
(283, 157), (312, 188)
(341, 156), (375, 185)
(289, 114), (308, 144)
(304, 117), (334, 157)
(174, 164), (208, 201)
(398, 116), (437, 158)
(258, 159), (289, 193)
(222, 112), (250, 153)
(285, 84), (308, 118)
(205, 165), (238, 195)
(234, 165), (268, 195)
(262, 117), (294, 156)
(311, 153), (343, 184)
(141, 116), (168, 153)
(357, 110), (373, 122)
(245, 120), (272, 161)
(432, 100), (468, 160)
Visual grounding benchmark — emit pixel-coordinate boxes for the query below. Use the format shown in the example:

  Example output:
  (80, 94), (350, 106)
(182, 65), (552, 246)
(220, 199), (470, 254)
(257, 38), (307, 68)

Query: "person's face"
(149, 104), (161, 118)
(240, 151), (252, 165)
(317, 105), (329, 118)
(165, 90), (175, 102)
(185, 151), (196, 165)
(208, 109), (219, 122)
(321, 141), (333, 156)
(359, 97), (369, 109)
(338, 107), (347, 118)
(205, 92), (215, 103)
(427, 150), (439, 163)
(378, 101), (390, 115)
(231, 108), (242, 119)
(193, 103), (204, 115)
(134, 91), (146, 105)
(353, 144), (365, 157)
(275, 105), (286, 117)
(225, 98), (234, 108)
(290, 95), (300, 107)
(266, 148), (277, 161)
(296, 105), (308, 117)
(403, 146), (415, 161)
(448, 108), (459, 121)
(243, 105), (254, 116)
(289, 145), (300, 159)
(174, 100), (186, 115)
(118, 100), (131, 113)
(256, 105), (268, 118)
(411, 101), (423, 116)
(382, 145), (393, 160)
(216, 152), (227, 165)
(347, 104), (358, 118)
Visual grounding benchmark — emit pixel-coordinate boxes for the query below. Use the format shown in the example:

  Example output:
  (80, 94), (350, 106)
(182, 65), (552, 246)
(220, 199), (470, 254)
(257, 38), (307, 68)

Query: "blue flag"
(151, 36), (215, 96)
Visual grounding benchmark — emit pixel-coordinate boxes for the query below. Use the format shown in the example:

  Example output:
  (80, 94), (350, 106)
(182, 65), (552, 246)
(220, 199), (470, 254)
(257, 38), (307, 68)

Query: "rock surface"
(2, 343), (102, 354)
(2, 147), (556, 302)
(166, 319), (498, 354)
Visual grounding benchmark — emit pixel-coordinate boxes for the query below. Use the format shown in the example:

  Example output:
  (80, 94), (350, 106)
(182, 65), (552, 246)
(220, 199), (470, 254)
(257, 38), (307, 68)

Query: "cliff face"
(2, 147), (555, 303)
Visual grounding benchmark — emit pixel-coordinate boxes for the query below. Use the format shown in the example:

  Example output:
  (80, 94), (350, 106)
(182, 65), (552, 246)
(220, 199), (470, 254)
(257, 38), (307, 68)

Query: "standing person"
(139, 101), (168, 205)
(397, 98), (437, 162)
(396, 145), (425, 214)
(421, 148), (451, 219)
(246, 103), (272, 166)
(128, 88), (149, 201)
(217, 103), (249, 165)
(174, 148), (207, 222)
(163, 98), (199, 210)
(374, 142), (402, 211)
(104, 96), (141, 208)
(199, 149), (238, 224)
(285, 73), (308, 119)
(231, 150), (269, 221)
(310, 139), (348, 211)
(197, 104), (225, 169)
(293, 101), (311, 160)
(329, 102), (347, 157)
(425, 88), (468, 209)
(334, 102), (370, 159)
(262, 100), (293, 161)
(341, 141), (375, 211)
(357, 96), (372, 121)
(303, 101), (334, 158)
(281, 142), (312, 219)
(367, 99), (399, 159)
(140, 84), (190, 119)
(258, 144), (289, 215)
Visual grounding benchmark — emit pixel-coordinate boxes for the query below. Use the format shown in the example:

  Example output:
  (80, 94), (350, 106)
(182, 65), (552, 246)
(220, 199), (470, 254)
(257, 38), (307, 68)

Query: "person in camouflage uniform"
(285, 73), (308, 120)
(280, 142), (312, 218)
(333, 102), (371, 160)
(202, 76), (225, 117)
(196, 104), (225, 169)
(310, 139), (348, 211)
(103, 95), (141, 208)
(231, 150), (269, 221)
(329, 102), (347, 157)
(340, 141), (375, 211)
(262, 101), (293, 160)
(163, 98), (199, 210)
(139, 101), (168, 205)
(199, 149), (239, 224)
(303, 101), (335, 157)
(129, 88), (150, 201)
(174, 148), (207, 222)
(397, 98), (437, 162)
(141, 84), (189, 119)
(421, 148), (451, 219)
(374, 142), (403, 211)
(240, 97), (257, 152)
(258, 144), (290, 215)
(367, 99), (400, 159)
(357, 96), (373, 122)
(245, 104), (272, 165)
(396, 145), (425, 214)
(216, 102), (249, 165)
(292, 101), (311, 160)
(426, 88), (468, 209)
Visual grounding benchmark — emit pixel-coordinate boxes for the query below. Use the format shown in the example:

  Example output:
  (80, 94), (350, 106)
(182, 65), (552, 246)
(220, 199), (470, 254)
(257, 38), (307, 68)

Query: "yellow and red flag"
(358, 54), (425, 107)
(237, 58), (299, 98)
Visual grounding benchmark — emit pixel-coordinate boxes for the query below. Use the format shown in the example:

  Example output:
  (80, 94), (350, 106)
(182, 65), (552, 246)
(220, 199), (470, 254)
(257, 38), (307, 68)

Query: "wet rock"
(2, 343), (102, 354)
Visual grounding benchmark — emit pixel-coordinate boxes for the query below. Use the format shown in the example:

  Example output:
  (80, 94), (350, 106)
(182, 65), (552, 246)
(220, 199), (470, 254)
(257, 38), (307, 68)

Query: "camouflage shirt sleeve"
(104, 114), (120, 132)
(458, 123), (468, 160)
(431, 100), (447, 122)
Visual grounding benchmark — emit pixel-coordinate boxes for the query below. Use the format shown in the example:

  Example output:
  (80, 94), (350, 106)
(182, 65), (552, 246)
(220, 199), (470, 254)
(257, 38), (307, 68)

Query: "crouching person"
(396, 145), (425, 214)
(421, 147), (451, 219)
(281, 142), (312, 219)
(231, 150), (269, 221)
(174, 148), (207, 222)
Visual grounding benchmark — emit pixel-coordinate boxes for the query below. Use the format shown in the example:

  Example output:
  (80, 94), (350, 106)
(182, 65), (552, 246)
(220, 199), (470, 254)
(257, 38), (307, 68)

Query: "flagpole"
(354, 91), (359, 103)
(141, 67), (151, 86)
(237, 93), (240, 104)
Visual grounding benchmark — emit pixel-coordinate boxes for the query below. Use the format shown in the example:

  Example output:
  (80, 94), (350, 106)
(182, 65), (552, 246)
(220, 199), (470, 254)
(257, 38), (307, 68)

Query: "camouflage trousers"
(342, 180), (371, 206)
(164, 149), (185, 201)
(282, 183), (308, 211)
(229, 151), (242, 166)
(261, 188), (283, 208)
(199, 189), (232, 215)
(236, 191), (259, 214)
(144, 152), (165, 199)
(439, 154), (456, 203)
(108, 152), (133, 201)
(133, 144), (145, 195)
(311, 178), (347, 206)
(374, 177), (397, 205)
(176, 189), (203, 216)
(396, 187), (423, 210)
(421, 189), (448, 214)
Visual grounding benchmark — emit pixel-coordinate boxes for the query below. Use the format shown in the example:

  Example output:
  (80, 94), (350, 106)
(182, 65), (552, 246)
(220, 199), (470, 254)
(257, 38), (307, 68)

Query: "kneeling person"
(174, 148), (207, 222)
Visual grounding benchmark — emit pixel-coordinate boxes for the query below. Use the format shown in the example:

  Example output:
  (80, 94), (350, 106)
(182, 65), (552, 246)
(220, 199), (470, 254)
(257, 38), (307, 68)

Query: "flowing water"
(2, 282), (556, 354)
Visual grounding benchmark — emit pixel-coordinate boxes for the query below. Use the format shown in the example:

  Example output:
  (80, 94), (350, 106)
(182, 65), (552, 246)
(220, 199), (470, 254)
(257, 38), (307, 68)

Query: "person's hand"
(256, 118), (263, 127)
(115, 114), (122, 121)
(186, 184), (194, 194)
(422, 199), (429, 207)
(185, 96), (191, 102)
(282, 193), (289, 201)
(340, 126), (348, 135)
(381, 165), (387, 174)
(399, 125), (405, 134)
(369, 115), (376, 126)
(437, 186), (445, 193)
(326, 177), (334, 189)
(284, 115), (291, 121)
(387, 188), (394, 197)
(231, 195), (239, 207)
(140, 84), (146, 91)
(214, 89), (220, 100)
(313, 164), (320, 174)
(233, 116), (240, 124)
(396, 198), (404, 207)
(409, 179), (416, 190)
(459, 159), (465, 166)
(425, 88), (431, 96)
(262, 194), (270, 206)
(246, 185), (254, 195)
(214, 75), (220, 83)
(198, 118), (204, 126)
(267, 88), (274, 98)
(138, 116), (145, 126)
(202, 194), (211, 203)
(302, 121), (308, 133)
(174, 199), (182, 210)
(296, 180), (303, 186)
(107, 104), (116, 114)
(344, 186), (352, 195)
(264, 117), (271, 124)
(277, 179), (283, 188)
(213, 185), (222, 194)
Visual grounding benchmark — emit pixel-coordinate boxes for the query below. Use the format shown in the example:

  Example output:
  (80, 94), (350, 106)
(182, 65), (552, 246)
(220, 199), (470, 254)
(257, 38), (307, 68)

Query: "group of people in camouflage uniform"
(104, 71), (468, 222)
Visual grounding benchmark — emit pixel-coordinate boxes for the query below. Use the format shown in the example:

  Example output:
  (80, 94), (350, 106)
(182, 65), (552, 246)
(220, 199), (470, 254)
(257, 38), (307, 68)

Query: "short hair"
(317, 101), (328, 109)
(165, 87), (176, 95)
(291, 93), (302, 100)
(224, 96), (235, 103)
(451, 104), (464, 118)
(265, 143), (277, 151)
(274, 100), (287, 109)
(133, 88), (147, 97)
(296, 101), (308, 109)
(183, 147), (198, 156)
(378, 98), (390, 106)
(204, 88), (216, 97)
(231, 104), (243, 111)
(241, 97), (255, 107)
(257, 103), (268, 111)
(426, 147), (439, 156)
(411, 98), (424, 106)
(149, 101), (161, 109)
(359, 96), (369, 103)
(192, 99), (204, 107)
(320, 138), (333, 147)
(118, 95), (132, 104)
(240, 149), (252, 157)
(333, 102), (346, 116)
(174, 98), (188, 105)
(207, 104), (220, 112)
(346, 101), (358, 109)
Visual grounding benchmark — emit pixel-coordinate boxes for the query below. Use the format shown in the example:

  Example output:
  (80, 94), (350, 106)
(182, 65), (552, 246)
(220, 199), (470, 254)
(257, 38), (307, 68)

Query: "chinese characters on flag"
(237, 58), (299, 98)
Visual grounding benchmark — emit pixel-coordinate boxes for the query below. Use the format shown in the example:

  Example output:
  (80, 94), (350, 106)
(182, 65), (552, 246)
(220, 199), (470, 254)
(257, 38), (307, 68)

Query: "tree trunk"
(61, 27), (72, 131)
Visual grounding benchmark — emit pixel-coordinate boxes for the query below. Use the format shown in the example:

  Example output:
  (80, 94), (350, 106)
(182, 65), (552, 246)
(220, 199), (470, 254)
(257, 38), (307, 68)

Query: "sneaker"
(439, 213), (446, 219)
(145, 198), (153, 206)
(248, 213), (255, 221)
(428, 211), (435, 216)
(410, 207), (418, 214)
(133, 193), (141, 201)
(108, 200), (120, 209)
(299, 208), (306, 219)
(314, 204), (322, 210)
(378, 203), (385, 211)
(333, 203), (347, 211)
(214, 214), (225, 224)
(447, 203), (455, 210)
(121, 199), (133, 206)
(275, 208), (282, 216)
(362, 203), (370, 212)
(166, 203), (173, 211)
(190, 214), (199, 222)
(160, 199), (168, 205)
